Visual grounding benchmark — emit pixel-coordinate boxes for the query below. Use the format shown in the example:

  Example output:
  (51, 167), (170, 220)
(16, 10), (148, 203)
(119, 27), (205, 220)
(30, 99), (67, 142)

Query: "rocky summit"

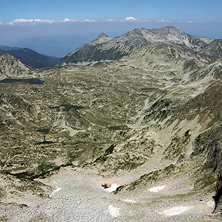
(0, 26), (222, 221)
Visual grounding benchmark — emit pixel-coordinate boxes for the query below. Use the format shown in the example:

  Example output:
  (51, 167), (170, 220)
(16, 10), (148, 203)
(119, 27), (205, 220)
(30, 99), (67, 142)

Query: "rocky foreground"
(0, 167), (220, 222)
(0, 27), (222, 221)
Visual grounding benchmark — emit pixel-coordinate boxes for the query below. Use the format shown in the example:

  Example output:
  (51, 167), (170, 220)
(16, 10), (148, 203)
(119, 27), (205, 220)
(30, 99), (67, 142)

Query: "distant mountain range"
(1, 26), (222, 69)
(60, 26), (215, 66)
(0, 46), (61, 68)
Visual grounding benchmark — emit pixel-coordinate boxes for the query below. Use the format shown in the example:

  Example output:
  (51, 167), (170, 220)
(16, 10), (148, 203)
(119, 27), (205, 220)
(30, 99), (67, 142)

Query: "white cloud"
(155, 19), (165, 23)
(155, 19), (173, 23)
(177, 20), (195, 24)
(63, 18), (72, 22)
(124, 17), (138, 21)
(6, 18), (97, 25)
(123, 17), (150, 22)
(81, 19), (96, 23)
(8, 18), (55, 25)
(61, 18), (78, 23)
(4, 18), (196, 26)
(7, 18), (80, 25)
(104, 18), (118, 22)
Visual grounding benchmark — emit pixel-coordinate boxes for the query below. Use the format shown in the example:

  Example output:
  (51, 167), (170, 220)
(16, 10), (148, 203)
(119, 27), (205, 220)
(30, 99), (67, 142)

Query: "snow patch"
(148, 185), (166, 193)
(161, 206), (192, 216)
(49, 187), (61, 197)
(108, 205), (120, 218)
(105, 184), (119, 192)
(122, 199), (136, 203)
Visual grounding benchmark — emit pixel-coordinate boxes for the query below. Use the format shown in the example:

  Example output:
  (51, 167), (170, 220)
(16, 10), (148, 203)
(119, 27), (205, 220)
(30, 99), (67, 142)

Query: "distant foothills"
(0, 46), (61, 68)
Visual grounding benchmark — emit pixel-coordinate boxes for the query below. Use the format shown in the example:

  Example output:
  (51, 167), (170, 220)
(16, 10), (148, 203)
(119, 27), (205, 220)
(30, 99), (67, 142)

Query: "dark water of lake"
(0, 78), (44, 85)
(49, 106), (84, 110)
(72, 106), (84, 110)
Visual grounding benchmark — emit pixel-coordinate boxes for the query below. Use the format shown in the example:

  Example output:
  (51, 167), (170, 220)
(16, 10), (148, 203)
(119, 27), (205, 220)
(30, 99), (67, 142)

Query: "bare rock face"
(193, 123), (222, 213)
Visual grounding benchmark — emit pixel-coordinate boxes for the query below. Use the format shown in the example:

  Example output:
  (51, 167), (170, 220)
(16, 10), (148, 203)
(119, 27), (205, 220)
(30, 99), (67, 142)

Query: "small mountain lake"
(49, 105), (84, 111)
(0, 78), (44, 85)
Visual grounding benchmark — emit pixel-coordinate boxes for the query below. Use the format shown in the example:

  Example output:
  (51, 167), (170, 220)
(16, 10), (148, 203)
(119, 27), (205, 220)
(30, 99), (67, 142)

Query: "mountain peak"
(93, 33), (110, 41)
(92, 33), (111, 44)
(97, 33), (109, 38)
(162, 26), (179, 30)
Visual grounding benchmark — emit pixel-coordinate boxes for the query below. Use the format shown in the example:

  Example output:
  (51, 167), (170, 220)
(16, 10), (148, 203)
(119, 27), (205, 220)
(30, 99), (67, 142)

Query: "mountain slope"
(60, 26), (213, 66)
(0, 47), (61, 68)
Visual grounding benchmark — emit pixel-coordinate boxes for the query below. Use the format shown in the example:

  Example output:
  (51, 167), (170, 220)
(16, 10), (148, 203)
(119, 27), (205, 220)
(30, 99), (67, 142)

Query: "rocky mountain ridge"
(60, 26), (213, 66)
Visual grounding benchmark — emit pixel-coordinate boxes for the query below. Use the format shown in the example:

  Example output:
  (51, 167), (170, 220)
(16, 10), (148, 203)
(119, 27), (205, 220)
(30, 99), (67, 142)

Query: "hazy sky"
(1, 0), (222, 22)
(0, 0), (221, 56)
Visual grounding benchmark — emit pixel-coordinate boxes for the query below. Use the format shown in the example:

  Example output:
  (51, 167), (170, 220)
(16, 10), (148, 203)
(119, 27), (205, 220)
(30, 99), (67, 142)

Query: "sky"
(0, 0), (222, 56)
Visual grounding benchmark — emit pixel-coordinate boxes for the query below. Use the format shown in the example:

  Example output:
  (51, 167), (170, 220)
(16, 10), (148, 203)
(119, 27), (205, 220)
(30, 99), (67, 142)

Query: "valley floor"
(0, 167), (220, 222)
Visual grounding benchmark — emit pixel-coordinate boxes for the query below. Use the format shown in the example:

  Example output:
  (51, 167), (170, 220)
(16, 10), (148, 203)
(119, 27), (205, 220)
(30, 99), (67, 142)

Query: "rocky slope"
(0, 54), (33, 79)
(0, 27), (222, 221)
(60, 26), (213, 66)
(200, 39), (222, 61)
